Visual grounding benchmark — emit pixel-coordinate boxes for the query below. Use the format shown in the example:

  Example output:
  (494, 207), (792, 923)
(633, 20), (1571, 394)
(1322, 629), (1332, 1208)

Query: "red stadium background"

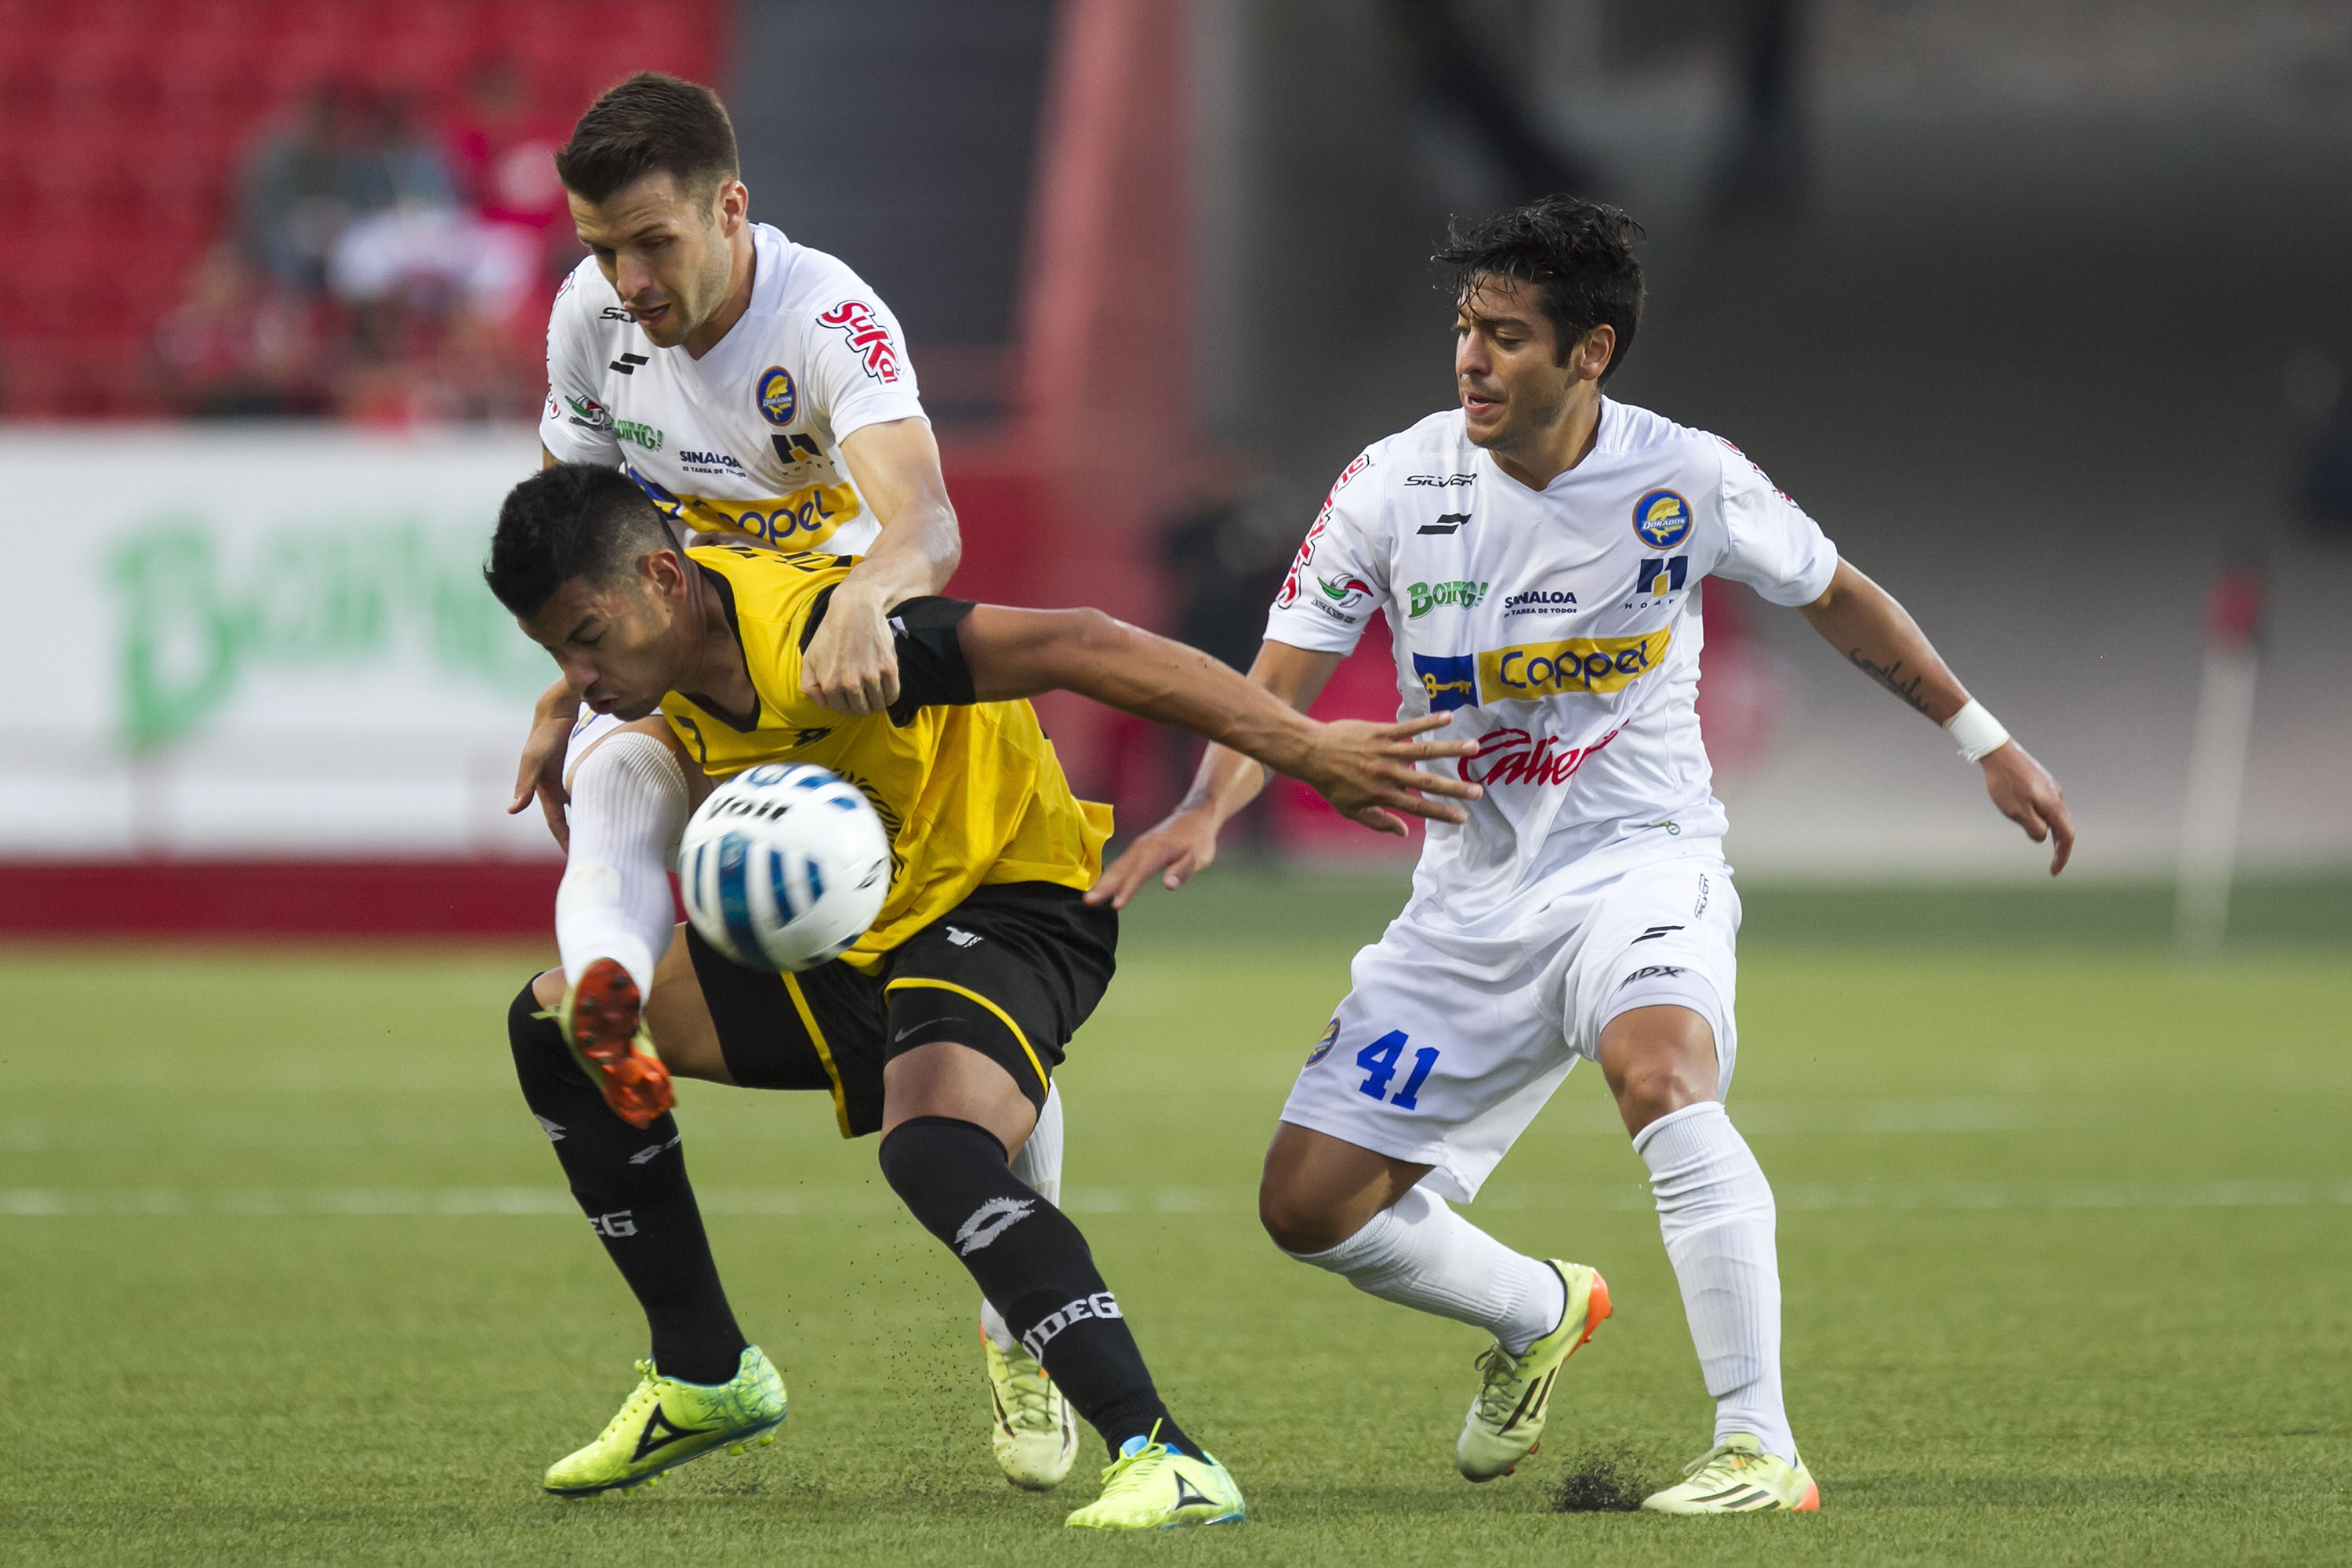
(0, 0), (1469, 935)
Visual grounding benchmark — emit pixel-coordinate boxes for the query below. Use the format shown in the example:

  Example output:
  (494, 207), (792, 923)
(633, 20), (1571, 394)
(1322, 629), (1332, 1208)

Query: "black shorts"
(685, 881), (1118, 1138)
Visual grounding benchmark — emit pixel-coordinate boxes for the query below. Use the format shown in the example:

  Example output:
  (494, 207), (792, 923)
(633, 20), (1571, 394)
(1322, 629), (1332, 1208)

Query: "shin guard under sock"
(508, 982), (746, 1384)
(879, 1115), (1194, 1457)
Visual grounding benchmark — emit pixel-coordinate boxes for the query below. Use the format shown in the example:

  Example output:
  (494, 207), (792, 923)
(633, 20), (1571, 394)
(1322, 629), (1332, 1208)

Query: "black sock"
(878, 1115), (1196, 1458)
(507, 981), (746, 1385)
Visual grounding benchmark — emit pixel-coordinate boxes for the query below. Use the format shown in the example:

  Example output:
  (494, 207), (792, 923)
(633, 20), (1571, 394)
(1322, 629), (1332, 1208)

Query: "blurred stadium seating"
(0, 0), (723, 418)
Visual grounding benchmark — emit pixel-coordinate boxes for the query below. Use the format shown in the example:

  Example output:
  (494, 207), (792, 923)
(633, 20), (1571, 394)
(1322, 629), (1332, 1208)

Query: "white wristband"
(1944, 699), (2011, 763)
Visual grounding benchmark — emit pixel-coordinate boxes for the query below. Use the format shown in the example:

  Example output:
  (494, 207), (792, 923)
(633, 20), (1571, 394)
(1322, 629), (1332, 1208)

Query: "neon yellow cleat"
(982, 1325), (1077, 1490)
(1457, 1260), (1611, 1481)
(1064, 1429), (1246, 1530)
(1641, 1434), (1820, 1513)
(542, 1346), (787, 1497)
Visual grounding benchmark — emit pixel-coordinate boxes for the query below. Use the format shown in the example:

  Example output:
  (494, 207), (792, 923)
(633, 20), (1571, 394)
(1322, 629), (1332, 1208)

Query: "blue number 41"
(1356, 1029), (1440, 1110)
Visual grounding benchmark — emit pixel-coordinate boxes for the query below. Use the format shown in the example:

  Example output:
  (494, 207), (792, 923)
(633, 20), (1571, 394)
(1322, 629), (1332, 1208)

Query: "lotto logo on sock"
(1021, 1291), (1122, 1360)
(954, 1196), (1035, 1255)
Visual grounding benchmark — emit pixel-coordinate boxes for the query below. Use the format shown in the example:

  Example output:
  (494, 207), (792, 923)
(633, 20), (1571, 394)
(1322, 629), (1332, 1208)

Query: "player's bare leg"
(1598, 1005), (1816, 1512)
(1261, 1125), (1608, 1480)
(876, 1043), (1241, 1528)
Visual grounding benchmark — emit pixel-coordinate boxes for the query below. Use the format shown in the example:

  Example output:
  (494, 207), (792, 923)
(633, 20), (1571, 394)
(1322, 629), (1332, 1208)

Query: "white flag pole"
(2175, 566), (2264, 954)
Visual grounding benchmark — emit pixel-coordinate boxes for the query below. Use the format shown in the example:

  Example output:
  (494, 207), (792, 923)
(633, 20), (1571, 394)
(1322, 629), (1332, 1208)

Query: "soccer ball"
(679, 763), (892, 972)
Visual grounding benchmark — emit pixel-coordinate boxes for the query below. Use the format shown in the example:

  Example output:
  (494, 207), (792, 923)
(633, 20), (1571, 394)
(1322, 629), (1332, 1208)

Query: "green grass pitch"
(5, 874), (2349, 1564)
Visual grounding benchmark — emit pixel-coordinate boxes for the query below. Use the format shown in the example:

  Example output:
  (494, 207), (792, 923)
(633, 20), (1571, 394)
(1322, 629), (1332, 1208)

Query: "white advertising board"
(0, 426), (561, 858)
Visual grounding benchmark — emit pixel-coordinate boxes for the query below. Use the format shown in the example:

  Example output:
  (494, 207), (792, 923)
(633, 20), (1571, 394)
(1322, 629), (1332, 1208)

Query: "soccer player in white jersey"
(500, 75), (1080, 1492)
(1094, 197), (2076, 1514)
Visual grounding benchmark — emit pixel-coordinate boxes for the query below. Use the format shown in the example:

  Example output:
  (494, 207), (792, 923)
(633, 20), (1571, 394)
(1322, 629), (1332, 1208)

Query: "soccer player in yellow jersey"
(484, 464), (1480, 1527)
(507, 75), (1091, 1489)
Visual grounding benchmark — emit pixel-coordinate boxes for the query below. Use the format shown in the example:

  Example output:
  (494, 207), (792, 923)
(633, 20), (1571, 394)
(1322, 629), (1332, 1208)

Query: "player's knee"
(877, 1116), (1010, 1225)
(509, 977), (568, 1069)
(1257, 1178), (1353, 1256)
(1603, 1038), (1718, 1133)
(1599, 1004), (1722, 1133)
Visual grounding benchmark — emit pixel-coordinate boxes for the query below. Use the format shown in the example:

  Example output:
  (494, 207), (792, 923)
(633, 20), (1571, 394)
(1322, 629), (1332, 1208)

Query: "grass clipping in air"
(1552, 1446), (1648, 1512)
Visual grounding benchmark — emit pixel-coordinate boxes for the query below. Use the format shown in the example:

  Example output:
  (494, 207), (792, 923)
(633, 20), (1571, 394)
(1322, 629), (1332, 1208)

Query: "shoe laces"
(1469, 1344), (1529, 1425)
(998, 1357), (1061, 1433)
(1679, 1442), (1759, 1484)
(1094, 1422), (1171, 1494)
(593, 1359), (666, 1445)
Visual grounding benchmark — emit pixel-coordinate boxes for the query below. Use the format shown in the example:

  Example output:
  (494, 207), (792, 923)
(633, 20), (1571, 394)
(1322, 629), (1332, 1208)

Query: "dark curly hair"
(484, 463), (675, 618)
(1434, 196), (1646, 381)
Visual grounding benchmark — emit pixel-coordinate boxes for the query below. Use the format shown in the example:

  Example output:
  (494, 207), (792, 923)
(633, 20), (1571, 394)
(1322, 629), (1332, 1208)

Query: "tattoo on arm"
(1846, 647), (1935, 716)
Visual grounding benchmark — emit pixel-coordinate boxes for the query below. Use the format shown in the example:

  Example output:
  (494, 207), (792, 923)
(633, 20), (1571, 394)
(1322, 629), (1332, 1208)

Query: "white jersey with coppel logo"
(1262, 399), (1838, 937)
(537, 221), (927, 553)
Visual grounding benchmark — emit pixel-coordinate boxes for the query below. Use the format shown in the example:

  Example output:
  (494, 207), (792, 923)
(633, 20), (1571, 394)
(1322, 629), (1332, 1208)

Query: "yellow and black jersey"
(661, 545), (1113, 973)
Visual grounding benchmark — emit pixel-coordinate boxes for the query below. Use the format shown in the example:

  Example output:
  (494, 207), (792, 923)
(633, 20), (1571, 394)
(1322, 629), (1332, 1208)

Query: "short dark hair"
(1434, 196), (1646, 382)
(555, 72), (739, 205)
(485, 464), (675, 617)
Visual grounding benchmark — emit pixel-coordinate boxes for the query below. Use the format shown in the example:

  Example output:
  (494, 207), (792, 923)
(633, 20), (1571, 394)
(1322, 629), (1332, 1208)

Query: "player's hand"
(1089, 804), (1226, 908)
(509, 677), (580, 852)
(1297, 712), (1483, 837)
(1982, 740), (2074, 876)
(801, 586), (901, 717)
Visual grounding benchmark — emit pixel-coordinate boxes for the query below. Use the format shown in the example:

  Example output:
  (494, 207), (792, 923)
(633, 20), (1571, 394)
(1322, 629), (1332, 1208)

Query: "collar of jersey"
(679, 223), (792, 380)
(676, 561), (764, 732)
(1476, 396), (1624, 499)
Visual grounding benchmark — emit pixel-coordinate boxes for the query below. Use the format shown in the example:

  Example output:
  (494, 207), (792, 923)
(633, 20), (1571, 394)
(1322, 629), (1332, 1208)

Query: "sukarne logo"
(1277, 456), (1371, 607)
(818, 299), (901, 383)
(1275, 517), (1328, 608)
(1459, 726), (1621, 786)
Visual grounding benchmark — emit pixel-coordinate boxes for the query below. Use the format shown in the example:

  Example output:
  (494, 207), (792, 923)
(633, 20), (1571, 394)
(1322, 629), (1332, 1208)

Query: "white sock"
(1287, 1182), (1566, 1355)
(556, 731), (688, 996)
(1636, 1100), (1795, 1460)
(982, 1082), (1065, 1351)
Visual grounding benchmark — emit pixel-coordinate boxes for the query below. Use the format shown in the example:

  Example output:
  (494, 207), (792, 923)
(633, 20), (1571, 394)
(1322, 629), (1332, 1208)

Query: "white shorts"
(1278, 846), (1741, 1203)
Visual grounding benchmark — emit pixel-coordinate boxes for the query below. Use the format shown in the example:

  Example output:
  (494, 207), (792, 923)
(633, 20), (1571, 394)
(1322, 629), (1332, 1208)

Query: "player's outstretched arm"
(1088, 641), (1345, 908)
(1799, 559), (2075, 875)
(804, 418), (964, 718)
(509, 675), (584, 849)
(956, 607), (1480, 840)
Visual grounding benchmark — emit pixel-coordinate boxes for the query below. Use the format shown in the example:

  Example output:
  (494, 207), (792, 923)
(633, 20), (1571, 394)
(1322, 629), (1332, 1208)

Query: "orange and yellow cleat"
(555, 957), (675, 1128)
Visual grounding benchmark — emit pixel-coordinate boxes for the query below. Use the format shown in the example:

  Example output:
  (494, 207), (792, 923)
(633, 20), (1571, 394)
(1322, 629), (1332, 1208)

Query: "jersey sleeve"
(799, 260), (928, 445)
(1709, 443), (1838, 606)
(537, 270), (622, 466)
(794, 586), (978, 724)
(1261, 449), (1390, 654)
